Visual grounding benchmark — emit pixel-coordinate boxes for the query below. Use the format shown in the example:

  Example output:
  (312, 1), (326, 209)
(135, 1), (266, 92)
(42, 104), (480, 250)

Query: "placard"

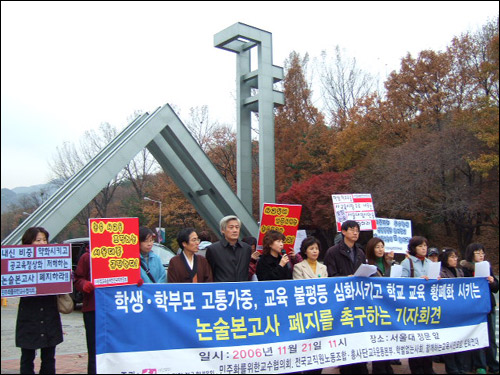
(331, 194), (376, 231)
(1, 244), (72, 297)
(373, 218), (412, 254)
(89, 217), (140, 287)
(257, 203), (302, 254)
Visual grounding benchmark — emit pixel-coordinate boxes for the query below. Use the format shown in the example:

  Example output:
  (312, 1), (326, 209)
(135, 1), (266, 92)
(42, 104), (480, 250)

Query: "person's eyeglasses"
(347, 228), (360, 233)
(449, 255), (458, 259)
(473, 251), (485, 255)
(190, 238), (200, 243)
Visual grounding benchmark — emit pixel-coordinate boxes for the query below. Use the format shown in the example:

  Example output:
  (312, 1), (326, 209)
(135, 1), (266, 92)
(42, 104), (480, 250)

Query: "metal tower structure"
(215, 22), (284, 214)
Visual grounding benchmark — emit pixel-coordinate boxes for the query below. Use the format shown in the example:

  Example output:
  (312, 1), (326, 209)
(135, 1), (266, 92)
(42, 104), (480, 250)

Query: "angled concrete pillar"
(2, 104), (258, 245)
(215, 22), (284, 215)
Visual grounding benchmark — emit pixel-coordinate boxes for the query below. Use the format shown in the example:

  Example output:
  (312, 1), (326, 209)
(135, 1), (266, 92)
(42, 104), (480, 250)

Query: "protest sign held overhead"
(257, 203), (302, 254)
(89, 217), (140, 287)
(373, 218), (412, 254)
(1, 243), (72, 297)
(331, 194), (376, 231)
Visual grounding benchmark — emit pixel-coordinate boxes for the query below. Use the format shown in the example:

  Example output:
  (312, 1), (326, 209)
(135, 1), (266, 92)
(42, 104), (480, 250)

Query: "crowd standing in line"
(14, 215), (499, 375)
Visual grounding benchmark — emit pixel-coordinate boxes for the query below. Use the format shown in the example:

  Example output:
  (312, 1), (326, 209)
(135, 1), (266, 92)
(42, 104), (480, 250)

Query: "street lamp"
(144, 197), (162, 242)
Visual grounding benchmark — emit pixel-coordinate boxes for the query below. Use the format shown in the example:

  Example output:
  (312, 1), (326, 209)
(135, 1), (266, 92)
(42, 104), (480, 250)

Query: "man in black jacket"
(324, 220), (369, 374)
(324, 220), (366, 277)
(206, 215), (252, 282)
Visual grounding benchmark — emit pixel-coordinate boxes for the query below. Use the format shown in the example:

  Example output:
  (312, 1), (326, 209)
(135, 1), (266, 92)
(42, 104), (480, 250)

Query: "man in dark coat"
(206, 215), (252, 282)
(323, 220), (369, 375)
(324, 220), (367, 277)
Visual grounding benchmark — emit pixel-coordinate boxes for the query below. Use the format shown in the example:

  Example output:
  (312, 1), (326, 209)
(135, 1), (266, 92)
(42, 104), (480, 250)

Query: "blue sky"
(2, 1), (498, 189)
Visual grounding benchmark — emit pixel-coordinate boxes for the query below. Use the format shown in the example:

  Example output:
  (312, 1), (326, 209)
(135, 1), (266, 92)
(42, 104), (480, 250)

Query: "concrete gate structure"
(2, 23), (283, 245)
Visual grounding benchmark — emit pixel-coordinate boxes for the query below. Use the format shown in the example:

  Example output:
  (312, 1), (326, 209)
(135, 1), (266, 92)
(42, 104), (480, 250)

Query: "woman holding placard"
(15, 227), (63, 374)
(461, 243), (499, 375)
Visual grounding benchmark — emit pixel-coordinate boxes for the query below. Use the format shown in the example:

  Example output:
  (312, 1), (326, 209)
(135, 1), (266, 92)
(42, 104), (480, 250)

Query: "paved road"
(1, 297), (87, 360)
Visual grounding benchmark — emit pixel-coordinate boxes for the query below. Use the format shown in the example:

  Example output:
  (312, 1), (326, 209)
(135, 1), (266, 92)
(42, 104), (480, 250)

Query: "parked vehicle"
(151, 242), (176, 276)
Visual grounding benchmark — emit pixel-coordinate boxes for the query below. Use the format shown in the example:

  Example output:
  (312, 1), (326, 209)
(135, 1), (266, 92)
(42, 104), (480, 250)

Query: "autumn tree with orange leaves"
(274, 52), (332, 194)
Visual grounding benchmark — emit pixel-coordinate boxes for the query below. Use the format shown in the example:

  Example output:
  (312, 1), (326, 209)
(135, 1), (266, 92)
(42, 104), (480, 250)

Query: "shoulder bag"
(57, 293), (74, 314)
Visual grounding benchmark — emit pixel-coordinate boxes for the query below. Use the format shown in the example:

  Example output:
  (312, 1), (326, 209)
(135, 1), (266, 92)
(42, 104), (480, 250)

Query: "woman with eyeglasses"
(139, 227), (167, 284)
(168, 228), (213, 283)
(438, 248), (467, 374)
(460, 244), (499, 375)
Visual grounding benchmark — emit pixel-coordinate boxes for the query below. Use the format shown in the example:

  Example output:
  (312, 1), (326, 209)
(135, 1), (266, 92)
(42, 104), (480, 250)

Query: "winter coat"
(206, 238), (252, 282)
(74, 250), (95, 312)
(256, 253), (293, 281)
(140, 251), (167, 283)
(292, 260), (328, 279)
(323, 240), (367, 277)
(401, 255), (431, 278)
(15, 295), (63, 349)
(440, 265), (464, 279)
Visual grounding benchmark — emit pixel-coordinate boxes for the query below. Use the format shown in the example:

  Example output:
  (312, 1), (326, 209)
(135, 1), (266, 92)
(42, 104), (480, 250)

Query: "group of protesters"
(14, 217), (499, 374)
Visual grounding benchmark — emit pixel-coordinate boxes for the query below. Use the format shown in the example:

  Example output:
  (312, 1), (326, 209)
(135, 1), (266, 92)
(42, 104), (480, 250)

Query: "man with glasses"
(324, 220), (367, 278)
(323, 220), (369, 374)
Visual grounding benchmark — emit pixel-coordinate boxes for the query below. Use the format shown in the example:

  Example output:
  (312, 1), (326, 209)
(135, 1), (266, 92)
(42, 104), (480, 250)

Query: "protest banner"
(89, 217), (140, 287)
(373, 218), (412, 254)
(1, 244), (72, 297)
(331, 194), (376, 231)
(257, 203), (302, 254)
(96, 277), (490, 374)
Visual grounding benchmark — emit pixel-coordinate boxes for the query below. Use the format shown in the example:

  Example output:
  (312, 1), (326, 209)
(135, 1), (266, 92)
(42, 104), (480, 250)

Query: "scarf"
(375, 257), (385, 274)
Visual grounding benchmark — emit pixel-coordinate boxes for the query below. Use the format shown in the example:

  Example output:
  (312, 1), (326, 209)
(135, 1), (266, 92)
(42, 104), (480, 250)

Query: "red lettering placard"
(89, 217), (140, 287)
(257, 203), (302, 254)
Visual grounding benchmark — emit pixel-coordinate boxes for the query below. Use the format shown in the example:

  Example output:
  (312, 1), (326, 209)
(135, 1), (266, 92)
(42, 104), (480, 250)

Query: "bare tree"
(184, 105), (219, 152)
(320, 45), (376, 129)
(49, 122), (123, 218)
